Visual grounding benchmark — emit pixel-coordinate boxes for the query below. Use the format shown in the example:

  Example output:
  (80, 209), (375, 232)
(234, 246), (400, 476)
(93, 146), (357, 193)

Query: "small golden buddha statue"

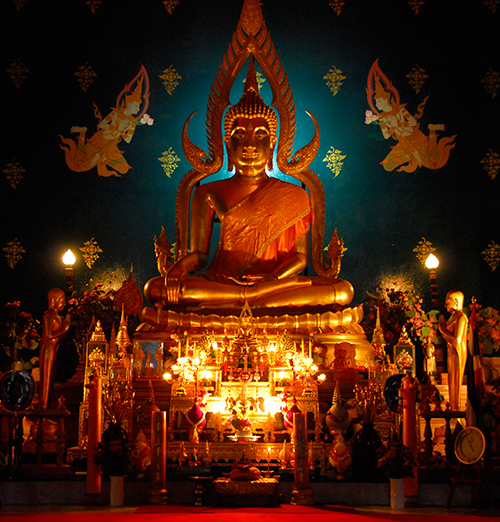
(143, 0), (354, 322)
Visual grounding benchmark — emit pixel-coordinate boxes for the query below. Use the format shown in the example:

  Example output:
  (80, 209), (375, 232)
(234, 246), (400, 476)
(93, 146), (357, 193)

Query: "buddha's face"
(229, 116), (273, 175)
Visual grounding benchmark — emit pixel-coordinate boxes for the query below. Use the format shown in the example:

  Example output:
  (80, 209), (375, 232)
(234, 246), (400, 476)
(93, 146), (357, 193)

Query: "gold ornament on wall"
(3, 239), (25, 269)
(481, 68), (499, 98)
(7, 60), (29, 89)
(13, 0), (28, 11)
(406, 65), (428, 94)
(481, 149), (500, 180)
(163, 0), (179, 14)
(484, 0), (498, 14)
(323, 147), (346, 178)
(408, 0), (425, 14)
(160, 66), (182, 95)
(324, 66), (346, 96)
(413, 237), (436, 264)
(158, 147), (180, 178)
(3, 160), (25, 189)
(86, 0), (102, 13)
(329, 0), (345, 15)
(482, 241), (500, 271)
(80, 238), (103, 269)
(75, 63), (97, 92)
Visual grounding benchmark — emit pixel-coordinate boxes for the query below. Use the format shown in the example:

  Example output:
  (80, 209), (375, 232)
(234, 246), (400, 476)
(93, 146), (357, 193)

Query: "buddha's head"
(445, 290), (464, 312)
(48, 288), (66, 311)
(224, 60), (277, 175)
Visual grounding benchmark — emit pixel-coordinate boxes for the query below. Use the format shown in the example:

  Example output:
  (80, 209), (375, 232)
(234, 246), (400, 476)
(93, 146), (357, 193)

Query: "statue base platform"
(135, 304), (373, 369)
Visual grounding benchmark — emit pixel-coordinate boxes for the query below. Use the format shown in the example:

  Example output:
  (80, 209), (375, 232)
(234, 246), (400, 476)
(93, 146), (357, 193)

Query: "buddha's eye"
(254, 128), (269, 140)
(231, 128), (246, 140)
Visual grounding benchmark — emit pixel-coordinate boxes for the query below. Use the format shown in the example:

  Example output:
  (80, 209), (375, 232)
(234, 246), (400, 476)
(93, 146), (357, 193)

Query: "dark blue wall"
(1, 0), (499, 319)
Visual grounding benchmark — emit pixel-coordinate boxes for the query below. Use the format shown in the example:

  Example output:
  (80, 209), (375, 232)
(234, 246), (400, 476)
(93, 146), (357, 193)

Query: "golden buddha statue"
(142, 0), (355, 325)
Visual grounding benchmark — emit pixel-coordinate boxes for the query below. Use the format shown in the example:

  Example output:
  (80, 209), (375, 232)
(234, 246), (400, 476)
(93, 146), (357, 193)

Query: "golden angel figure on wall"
(365, 59), (456, 173)
(60, 66), (152, 177)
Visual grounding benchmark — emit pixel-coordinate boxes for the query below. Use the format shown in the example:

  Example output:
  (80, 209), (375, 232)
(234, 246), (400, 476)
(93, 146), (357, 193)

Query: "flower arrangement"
(0, 301), (41, 371)
(377, 434), (415, 479)
(352, 380), (386, 424)
(472, 306), (500, 356)
(479, 377), (500, 431)
(94, 420), (132, 477)
(362, 282), (438, 350)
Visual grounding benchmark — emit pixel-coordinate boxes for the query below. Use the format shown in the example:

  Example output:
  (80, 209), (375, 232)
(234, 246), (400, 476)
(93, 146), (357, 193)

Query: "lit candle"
(62, 249), (76, 296)
(308, 339), (312, 359)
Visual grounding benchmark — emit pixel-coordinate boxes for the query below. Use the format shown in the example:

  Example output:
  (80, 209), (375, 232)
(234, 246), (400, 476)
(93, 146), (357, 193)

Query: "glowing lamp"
(62, 249), (76, 296)
(425, 253), (439, 270)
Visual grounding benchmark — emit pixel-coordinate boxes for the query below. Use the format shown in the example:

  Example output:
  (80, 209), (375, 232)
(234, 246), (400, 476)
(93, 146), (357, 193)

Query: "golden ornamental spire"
(116, 305), (131, 351)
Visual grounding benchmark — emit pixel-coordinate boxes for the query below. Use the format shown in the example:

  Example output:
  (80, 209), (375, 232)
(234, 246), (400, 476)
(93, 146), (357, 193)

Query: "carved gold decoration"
(158, 147), (180, 178)
(7, 60), (29, 89)
(86, 0), (102, 12)
(329, 0), (345, 15)
(163, 0), (179, 14)
(80, 237), (102, 268)
(75, 63), (97, 92)
(484, 0), (499, 13)
(12, 0), (28, 11)
(324, 66), (346, 96)
(413, 237), (436, 264)
(3, 238), (25, 268)
(482, 241), (500, 271)
(3, 160), (25, 189)
(114, 266), (144, 318)
(482, 68), (499, 98)
(322, 147), (346, 177)
(481, 149), (500, 180)
(160, 65), (182, 95)
(408, 0), (424, 14)
(406, 65), (428, 93)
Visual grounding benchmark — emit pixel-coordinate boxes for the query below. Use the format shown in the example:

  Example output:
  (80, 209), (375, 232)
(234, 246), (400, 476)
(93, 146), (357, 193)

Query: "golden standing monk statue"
(438, 290), (468, 411)
(143, 0), (354, 325)
(39, 288), (71, 409)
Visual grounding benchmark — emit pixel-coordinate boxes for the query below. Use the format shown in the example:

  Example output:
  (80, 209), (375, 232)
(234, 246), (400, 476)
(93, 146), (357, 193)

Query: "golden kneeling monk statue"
(143, 0), (354, 321)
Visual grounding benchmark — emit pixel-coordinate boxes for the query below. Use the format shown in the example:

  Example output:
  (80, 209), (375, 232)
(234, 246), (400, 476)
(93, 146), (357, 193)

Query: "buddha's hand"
(166, 264), (187, 304)
(238, 273), (279, 284)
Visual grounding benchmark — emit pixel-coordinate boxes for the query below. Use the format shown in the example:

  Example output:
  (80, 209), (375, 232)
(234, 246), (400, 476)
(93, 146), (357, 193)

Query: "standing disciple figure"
(438, 290), (468, 411)
(39, 288), (71, 409)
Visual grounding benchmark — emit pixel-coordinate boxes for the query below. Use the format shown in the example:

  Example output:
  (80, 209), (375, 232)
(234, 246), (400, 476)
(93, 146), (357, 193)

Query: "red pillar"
(291, 412), (314, 505)
(85, 376), (102, 502)
(401, 372), (419, 503)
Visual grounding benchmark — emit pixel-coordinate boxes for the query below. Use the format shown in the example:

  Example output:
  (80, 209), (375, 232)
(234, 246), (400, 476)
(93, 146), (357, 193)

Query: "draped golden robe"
(206, 177), (311, 282)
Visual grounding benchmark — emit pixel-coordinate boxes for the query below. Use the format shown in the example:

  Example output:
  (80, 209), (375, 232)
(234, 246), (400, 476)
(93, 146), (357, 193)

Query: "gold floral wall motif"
(7, 60), (29, 89)
(86, 0), (102, 13)
(481, 68), (499, 98)
(13, 0), (28, 11)
(484, 0), (498, 14)
(80, 238), (103, 269)
(163, 0), (179, 14)
(158, 147), (180, 178)
(413, 237), (436, 264)
(481, 149), (500, 180)
(324, 66), (346, 96)
(3, 239), (25, 269)
(323, 147), (346, 178)
(408, 0), (425, 14)
(329, 0), (345, 15)
(75, 63), (97, 92)
(482, 241), (500, 271)
(406, 65), (428, 93)
(3, 160), (25, 189)
(160, 66), (182, 95)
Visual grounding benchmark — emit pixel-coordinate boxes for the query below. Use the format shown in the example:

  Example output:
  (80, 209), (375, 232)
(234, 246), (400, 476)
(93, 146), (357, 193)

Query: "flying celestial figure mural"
(60, 66), (152, 177)
(365, 59), (456, 173)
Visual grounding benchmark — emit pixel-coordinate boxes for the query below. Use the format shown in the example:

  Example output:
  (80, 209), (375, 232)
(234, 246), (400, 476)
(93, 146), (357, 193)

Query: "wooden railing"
(0, 396), (69, 471)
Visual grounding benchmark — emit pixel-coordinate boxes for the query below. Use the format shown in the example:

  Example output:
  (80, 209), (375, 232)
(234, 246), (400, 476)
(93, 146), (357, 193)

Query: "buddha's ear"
(226, 145), (234, 172)
(266, 146), (275, 171)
